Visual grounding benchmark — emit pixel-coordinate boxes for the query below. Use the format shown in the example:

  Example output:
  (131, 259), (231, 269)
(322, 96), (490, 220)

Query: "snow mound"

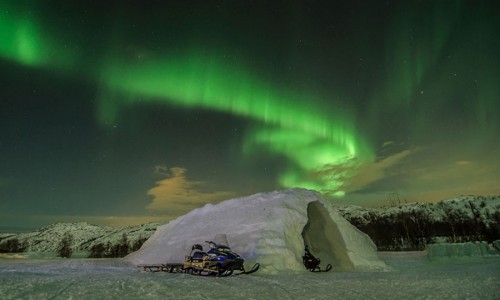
(126, 189), (386, 273)
(427, 241), (500, 259)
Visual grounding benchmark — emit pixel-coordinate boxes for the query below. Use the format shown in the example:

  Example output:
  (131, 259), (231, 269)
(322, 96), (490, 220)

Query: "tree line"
(346, 201), (500, 251)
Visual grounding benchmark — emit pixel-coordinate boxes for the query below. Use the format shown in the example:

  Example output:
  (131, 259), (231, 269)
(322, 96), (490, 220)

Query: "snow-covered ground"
(1, 252), (498, 299)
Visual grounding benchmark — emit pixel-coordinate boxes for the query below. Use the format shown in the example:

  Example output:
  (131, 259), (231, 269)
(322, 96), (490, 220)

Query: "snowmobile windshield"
(213, 234), (229, 246)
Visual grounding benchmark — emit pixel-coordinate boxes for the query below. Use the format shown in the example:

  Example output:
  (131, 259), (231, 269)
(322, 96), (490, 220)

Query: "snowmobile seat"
(192, 244), (203, 252)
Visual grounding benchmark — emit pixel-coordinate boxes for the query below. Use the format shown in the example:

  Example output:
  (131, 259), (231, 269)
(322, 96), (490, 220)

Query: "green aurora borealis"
(0, 1), (75, 69)
(100, 52), (371, 195)
(1, 1), (499, 230)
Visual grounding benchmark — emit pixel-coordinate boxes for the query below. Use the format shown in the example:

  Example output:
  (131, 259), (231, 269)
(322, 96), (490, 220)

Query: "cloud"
(154, 165), (170, 176)
(146, 167), (236, 216)
(337, 142), (500, 207)
(343, 148), (415, 193)
(400, 157), (500, 202)
(2, 167), (239, 231)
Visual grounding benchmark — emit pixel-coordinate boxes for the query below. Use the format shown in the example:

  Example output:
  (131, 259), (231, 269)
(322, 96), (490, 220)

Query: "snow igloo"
(126, 189), (386, 273)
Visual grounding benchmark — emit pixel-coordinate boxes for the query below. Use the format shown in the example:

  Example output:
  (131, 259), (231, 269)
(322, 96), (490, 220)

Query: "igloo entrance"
(302, 201), (355, 271)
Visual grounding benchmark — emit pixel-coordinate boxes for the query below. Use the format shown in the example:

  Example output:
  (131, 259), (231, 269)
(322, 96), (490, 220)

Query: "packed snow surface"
(126, 189), (386, 273)
(1, 252), (499, 299)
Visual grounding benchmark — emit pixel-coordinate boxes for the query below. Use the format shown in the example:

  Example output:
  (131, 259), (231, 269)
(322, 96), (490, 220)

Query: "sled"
(137, 263), (183, 273)
(138, 261), (260, 276)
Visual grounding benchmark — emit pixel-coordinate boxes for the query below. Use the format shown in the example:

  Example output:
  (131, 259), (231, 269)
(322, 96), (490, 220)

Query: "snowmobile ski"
(234, 263), (260, 276)
(308, 263), (332, 272)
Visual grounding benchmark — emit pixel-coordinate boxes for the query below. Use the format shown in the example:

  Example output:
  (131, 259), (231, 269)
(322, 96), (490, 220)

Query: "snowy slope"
(335, 195), (500, 226)
(0, 222), (159, 253)
(126, 189), (387, 273)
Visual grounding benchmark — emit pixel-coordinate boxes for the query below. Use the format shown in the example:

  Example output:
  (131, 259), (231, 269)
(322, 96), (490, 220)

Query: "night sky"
(1, 0), (499, 232)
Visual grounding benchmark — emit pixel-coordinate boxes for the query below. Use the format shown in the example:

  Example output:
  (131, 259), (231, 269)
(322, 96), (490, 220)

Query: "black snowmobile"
(302, 245), (332, 272)
(183, 240), (260, 276)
